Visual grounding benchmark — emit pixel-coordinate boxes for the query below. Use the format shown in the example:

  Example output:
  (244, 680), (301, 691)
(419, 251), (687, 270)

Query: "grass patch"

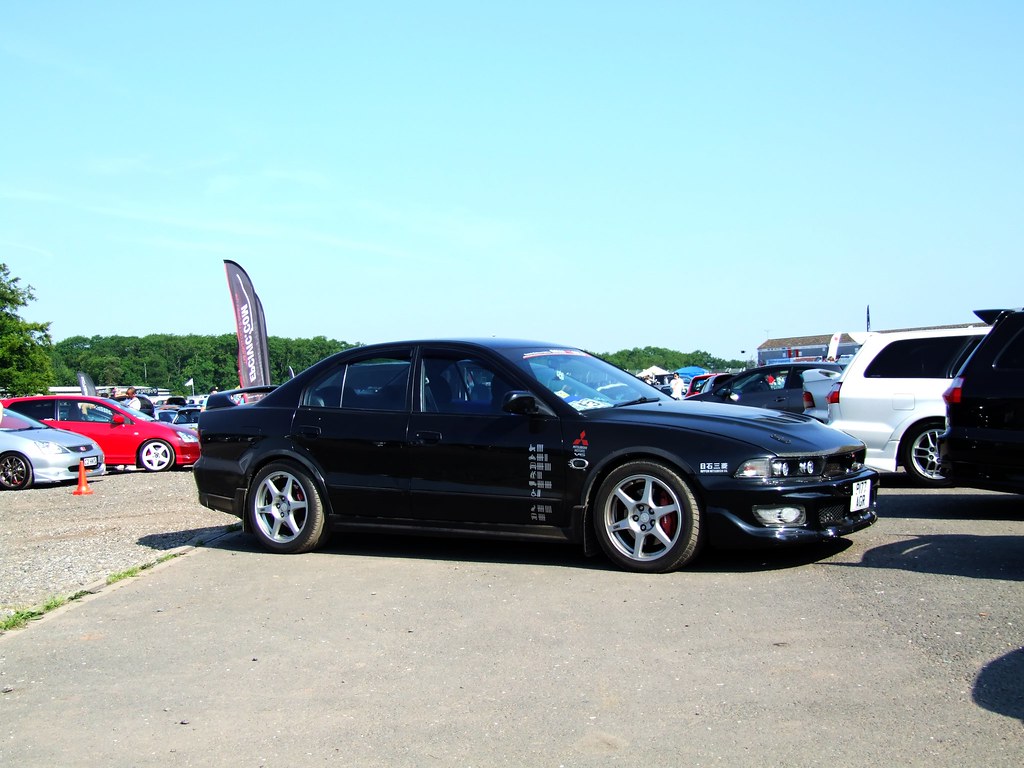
(1, 555), (185, 633)
(106, 553), (180, 585)
(0, 592), (88, 632)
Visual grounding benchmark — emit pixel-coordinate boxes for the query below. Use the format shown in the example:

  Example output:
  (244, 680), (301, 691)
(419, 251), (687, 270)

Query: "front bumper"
(702, 469), (879, 549)
(33, 455), (106, 485)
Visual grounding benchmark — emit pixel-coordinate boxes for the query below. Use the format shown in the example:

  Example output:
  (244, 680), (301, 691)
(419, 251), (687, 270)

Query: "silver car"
(0, 408), (106, 490)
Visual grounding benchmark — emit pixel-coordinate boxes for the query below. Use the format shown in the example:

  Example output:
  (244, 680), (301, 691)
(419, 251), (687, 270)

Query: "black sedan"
(193, 339), (877, 573)
(687, 362), (843, 414)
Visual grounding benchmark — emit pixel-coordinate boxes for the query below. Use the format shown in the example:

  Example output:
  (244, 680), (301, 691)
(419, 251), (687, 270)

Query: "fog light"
(753, 505), (806, 526)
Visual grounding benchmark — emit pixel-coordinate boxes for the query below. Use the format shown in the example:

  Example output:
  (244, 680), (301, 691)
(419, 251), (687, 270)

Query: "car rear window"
(994, 327), (1024, 369)
(864, 335), (983, 378)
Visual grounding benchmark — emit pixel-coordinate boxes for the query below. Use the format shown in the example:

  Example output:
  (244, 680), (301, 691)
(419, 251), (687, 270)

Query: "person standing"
(670, 373), (686, 400)
(124, 387), (142, 410)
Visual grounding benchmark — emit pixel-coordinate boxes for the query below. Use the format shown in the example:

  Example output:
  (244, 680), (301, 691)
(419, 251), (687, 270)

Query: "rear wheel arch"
(898, 418), (950, 486)
(244, 451), (334, 517)
(246, 460), (328, 553)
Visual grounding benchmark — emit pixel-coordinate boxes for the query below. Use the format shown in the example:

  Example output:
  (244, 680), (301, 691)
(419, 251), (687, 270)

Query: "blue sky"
(2, 2), (1021, 361)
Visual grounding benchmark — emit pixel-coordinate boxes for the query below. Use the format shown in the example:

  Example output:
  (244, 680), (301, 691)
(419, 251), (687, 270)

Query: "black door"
(407, 348), (567, 527)
(291, 350), (413, 519)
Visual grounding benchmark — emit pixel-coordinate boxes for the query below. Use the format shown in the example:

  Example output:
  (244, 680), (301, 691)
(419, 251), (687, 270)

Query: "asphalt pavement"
(1, 479), (1021, 767)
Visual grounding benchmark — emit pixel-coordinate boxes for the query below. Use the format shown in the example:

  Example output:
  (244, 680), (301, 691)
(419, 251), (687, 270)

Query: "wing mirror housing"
(502, 391), (554, 416)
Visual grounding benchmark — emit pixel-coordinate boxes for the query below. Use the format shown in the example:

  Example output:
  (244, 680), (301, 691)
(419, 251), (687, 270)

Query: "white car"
(801, 368), (843, 422)
(0, 408), (106, 490)
(824, 325), (988, 485)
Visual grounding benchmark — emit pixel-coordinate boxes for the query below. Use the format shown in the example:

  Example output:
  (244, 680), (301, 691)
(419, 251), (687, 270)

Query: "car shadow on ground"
(830, 533), (1023, 582)
(876, 487), (1024, 523)
(205, 529), (853, 575)
(974, 648), (1024, 723)
(138, 526), (242, 551)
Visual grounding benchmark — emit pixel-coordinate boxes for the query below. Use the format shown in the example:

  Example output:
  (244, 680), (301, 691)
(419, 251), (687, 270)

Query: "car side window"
(82, 403), (116, 423)
(731, 369), (787, 394)
(865, 336), (980, 378)
(420, 353), (516, 414)
(304, 352), (412, 411)
(13, 400), (55, 421)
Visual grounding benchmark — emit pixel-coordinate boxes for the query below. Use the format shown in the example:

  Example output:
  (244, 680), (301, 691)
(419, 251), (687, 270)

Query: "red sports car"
(1, 395), (201, 472)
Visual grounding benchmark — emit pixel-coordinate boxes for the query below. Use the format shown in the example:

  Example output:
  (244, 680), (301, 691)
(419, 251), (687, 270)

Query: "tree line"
(51, 334), (359, 395)
(1, 263), (745, 396)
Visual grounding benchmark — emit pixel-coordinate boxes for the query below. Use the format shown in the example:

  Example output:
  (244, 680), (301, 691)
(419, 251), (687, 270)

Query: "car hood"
(0, 425), (99, 451)
(584, 399), (862, 455)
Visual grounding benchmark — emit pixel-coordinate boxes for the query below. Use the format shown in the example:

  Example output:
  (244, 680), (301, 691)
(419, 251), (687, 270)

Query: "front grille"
(818, 504), (847, 525)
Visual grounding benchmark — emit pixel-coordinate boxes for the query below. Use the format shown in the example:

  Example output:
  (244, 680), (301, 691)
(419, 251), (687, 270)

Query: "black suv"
(939, 308), (1024, 493)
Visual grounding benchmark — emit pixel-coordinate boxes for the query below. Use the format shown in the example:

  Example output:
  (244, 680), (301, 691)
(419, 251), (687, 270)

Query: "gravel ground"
(0, 469), (239, 617)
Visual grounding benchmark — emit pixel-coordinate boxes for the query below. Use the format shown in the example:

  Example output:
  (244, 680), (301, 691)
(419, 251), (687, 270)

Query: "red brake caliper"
(656, 488), (676, 539)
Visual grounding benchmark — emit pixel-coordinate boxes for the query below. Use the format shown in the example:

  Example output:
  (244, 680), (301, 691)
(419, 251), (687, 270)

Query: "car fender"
(578, 444), (701, 512)
(239, 436), (335, 517)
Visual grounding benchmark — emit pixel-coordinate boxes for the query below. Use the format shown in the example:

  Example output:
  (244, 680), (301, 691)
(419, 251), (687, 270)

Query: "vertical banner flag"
(77, 371), (97, 396)
(224, 260), (272, 388)
(866, 305), (871, 332)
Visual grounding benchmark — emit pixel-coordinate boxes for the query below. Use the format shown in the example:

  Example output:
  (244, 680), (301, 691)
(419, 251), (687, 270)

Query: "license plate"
(83, 456), (99, 468)
(850, 479), (871, 512)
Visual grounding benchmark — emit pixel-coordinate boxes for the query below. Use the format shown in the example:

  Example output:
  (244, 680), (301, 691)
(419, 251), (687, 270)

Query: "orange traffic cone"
(73, 459), (93, 496)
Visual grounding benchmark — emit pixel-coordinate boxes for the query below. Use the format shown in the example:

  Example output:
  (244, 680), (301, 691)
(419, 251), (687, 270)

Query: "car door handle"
(413, 430), (442, 445)
(297, 426), (321, 438)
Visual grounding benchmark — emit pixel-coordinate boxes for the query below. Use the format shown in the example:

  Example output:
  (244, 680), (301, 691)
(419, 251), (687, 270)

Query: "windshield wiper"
(613, 396), (662, 408)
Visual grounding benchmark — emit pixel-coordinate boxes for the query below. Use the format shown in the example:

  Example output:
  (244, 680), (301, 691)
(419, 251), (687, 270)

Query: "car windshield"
(510, 348), (667, 412)
(0, 408), (49, 431)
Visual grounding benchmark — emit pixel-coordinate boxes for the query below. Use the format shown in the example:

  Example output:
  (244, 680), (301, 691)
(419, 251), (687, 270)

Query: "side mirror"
(503, 391), (540, 415)
(112, 414), (126, 425)
(502, 391), (556, 416)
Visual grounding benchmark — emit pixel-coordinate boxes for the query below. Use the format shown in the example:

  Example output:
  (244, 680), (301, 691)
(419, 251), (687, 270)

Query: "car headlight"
(735, 457), (821, 479)
(178, 432), (199, 444)
(33, 440), (71, 455)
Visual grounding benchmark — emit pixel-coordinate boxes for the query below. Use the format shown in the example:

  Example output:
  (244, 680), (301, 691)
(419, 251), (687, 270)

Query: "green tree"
(0, 263), (54, 395)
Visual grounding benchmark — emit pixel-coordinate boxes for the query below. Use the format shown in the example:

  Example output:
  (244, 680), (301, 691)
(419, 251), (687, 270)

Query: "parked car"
(154, 408), (179, 424)
(939, 308), (1024, 493)
(1, 395), (201, 472)
(687, 362), (843, 414)
(823, 325), (988, 486)
(685, 372), (734, 398)
(193, 338), (877, 573)
(801, 368), (843, 421)
(172, 406), (202, 431)
(0, 407), (106, 490)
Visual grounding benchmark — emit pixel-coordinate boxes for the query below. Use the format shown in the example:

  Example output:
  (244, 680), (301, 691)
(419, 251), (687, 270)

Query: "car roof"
(354, 338), (570, 351)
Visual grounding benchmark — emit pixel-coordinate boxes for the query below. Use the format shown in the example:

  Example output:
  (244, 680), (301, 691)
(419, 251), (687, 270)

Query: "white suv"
(824, 326), (988, 485)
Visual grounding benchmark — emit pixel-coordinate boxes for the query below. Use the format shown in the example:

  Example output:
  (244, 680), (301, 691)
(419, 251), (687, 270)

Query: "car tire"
(247, 462), (326, 554)
(593, 460), (703, 573)
(0, 452), (33, 490)
(900, 421), (950, 487)
(138, 440), (174, 472)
